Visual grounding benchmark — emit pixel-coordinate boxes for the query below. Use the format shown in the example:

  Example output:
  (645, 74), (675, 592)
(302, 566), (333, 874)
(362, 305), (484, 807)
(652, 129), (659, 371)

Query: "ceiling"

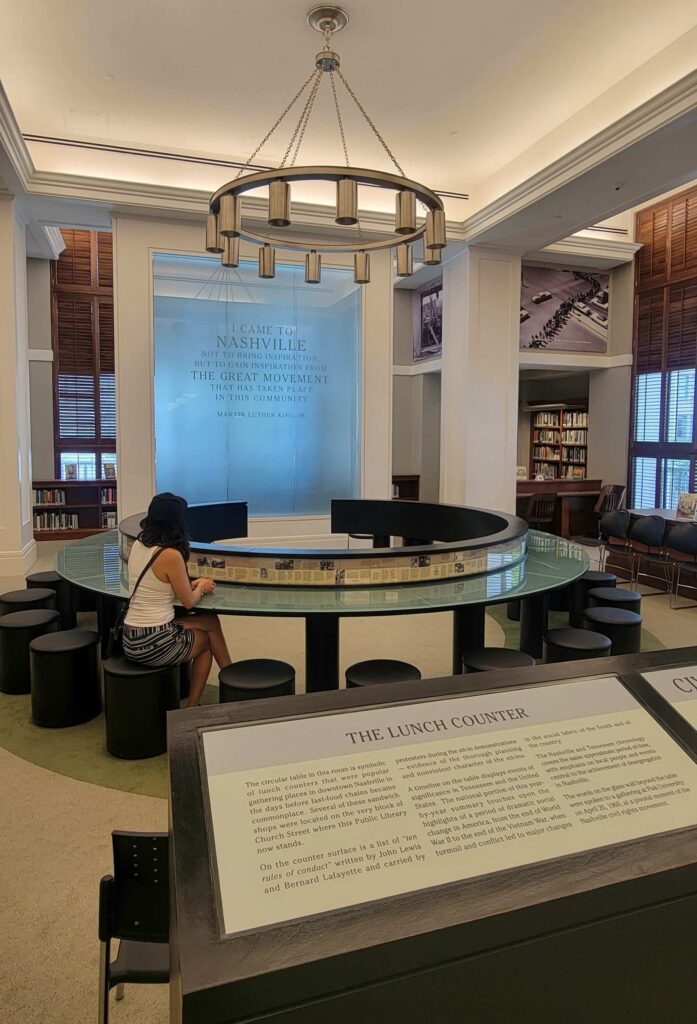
(2, 0), (697, 216)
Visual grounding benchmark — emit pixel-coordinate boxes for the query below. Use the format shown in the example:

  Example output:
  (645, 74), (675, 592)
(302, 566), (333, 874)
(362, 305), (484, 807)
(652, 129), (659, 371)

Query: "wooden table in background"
(517, 478), (602, 538)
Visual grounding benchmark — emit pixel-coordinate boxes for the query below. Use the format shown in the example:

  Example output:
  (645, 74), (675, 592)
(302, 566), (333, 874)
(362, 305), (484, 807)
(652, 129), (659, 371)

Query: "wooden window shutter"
(634, 289), (665, 374)
(98, 299), (116, 439)
(56, 229), (93, 287)
(669, 190), (697, 283)
(666, 279), (697, 370)
(54, 296), (97, 439)
(97, 231), (113, 288)
(636, 205), (669, 290)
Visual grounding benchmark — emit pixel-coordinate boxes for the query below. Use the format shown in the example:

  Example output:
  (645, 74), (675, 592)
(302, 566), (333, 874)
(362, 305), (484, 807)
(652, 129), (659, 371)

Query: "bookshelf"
(529, 403), (588, 481)
(33, 479), (118, 540)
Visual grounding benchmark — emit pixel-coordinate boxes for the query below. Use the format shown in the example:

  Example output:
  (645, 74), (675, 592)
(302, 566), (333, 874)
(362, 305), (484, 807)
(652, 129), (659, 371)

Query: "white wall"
(27, 258), (55, 480)
(587, 366), (631, 487)
(112, 214), (393, 541)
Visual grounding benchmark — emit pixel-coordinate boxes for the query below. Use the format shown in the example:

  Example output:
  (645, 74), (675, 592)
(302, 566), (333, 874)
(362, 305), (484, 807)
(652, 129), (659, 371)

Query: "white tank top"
(123, 540), (176, 627)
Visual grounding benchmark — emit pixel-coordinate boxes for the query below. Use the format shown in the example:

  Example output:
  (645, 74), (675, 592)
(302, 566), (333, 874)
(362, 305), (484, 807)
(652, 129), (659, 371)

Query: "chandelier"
(205, 4), (446, 284)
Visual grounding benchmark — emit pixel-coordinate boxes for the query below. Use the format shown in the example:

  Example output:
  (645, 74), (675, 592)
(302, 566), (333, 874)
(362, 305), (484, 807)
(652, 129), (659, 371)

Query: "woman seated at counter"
(122, 492), (232, 707)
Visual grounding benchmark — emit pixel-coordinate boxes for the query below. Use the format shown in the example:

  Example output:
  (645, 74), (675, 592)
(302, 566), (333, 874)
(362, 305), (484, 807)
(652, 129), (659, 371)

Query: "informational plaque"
(201, 676), (697, 936)
(641, 665), (697, 730)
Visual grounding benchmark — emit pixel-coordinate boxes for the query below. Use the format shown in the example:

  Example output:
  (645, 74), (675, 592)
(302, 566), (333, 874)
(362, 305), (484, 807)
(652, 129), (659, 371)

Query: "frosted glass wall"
(152, 255), (361, 517)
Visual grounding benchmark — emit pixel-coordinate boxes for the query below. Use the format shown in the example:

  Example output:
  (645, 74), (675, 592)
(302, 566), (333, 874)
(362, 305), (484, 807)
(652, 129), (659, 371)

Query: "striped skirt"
(122, 619), (195, 668)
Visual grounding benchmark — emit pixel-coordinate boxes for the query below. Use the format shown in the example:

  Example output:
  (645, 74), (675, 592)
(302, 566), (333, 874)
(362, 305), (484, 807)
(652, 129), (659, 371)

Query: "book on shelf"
(533, 446), (560, 460)
(562, 412), (588, 428)
(562, 446), (587, 464)
(563, 466), (586, 480)
(101, 511), (118, 529)
(101, 487), (117, 504)
(32, 488), (66, 506)
(561, 429), (587, 443)
(532, 412), (560, 427)
(34, 512), (79, 531)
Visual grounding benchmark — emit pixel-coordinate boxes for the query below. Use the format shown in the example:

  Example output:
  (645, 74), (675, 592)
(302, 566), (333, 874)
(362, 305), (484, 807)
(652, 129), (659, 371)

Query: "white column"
(439, 245), (522, 513)
(0, 194), (36, 573)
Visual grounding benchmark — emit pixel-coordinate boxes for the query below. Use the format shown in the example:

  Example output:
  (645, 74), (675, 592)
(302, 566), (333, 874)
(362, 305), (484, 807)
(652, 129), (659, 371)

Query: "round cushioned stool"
(0, 588), (56, 618)
(569, 571), (617, 628)
(544, 627), (612, 663)
(219, 659), (295, 702)
(582, 607), (642, 656)
(462, 648), (535, 673)
(587, 586), (642, 615)
(103, 657), (179, 759)
(30, 629), (101, 727)
(26, 570), (76, 628)
(0, 609), (60, 694)
(346, 659), (421, 688)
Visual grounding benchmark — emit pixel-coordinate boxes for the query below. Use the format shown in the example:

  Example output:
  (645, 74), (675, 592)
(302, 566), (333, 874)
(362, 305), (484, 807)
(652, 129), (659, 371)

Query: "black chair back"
(110, 832), (169, 943)
(525, 493), (557, 525)
(596, 484), (626, 515)
(668, 523), (697, 558)
(599, 509), (630, 540)
(630, 515), (666, 549)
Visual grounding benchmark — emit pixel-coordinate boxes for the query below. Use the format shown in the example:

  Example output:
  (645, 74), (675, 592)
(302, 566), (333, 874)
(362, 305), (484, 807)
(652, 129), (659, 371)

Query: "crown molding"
(461, 68), (697, 242)
(519, 351), (632, 371)
(0, 80), (33, 190)
(524, 234), (641, 268)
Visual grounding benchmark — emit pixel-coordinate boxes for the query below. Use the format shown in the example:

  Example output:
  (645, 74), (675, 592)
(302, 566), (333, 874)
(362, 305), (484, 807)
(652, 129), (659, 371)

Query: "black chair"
(523, 493), (557, 531)
(582, 607), (642, 655)
(571, 484), (627, 549)
(462, 648), (535, 672)
(30, 628), (101, 727)
(628, 515), (671, 594)
(598, 510), (631, 573)
(569, 570), (617, 628)
(544, 627), (612, 663)
(98, 831), (169, 1024)
(0, 609), (60, 694)
(103, 658), (179, 758)
(666, 522), (697, 609)
(0, 587), (56, 617)
(587, 586), (642, 615)
(345, 659), (421, 687)
(219, 659), (295, 701)
(26, 570), (77, 628)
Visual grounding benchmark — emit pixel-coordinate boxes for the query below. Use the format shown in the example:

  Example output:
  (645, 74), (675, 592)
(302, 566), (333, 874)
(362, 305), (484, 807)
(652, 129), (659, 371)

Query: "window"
(51, 230), (116, 479)
(631, 187), (697, 509)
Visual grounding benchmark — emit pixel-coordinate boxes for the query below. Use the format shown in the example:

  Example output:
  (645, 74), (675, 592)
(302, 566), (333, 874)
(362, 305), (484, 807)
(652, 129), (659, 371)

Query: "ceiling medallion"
(206, 5), (446, 284)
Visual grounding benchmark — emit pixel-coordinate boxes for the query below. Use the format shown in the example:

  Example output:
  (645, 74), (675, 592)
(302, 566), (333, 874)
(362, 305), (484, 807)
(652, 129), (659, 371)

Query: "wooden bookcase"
(529, 402), (588, 481)
(32, 479), (118, 541)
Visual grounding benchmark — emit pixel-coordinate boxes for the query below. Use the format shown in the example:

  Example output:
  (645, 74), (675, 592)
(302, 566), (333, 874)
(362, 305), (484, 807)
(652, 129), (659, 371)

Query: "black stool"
(0, 588), (57, 617)
(30, 629), (101, 727)
(103, 657), (179, 758)
(544, 627), (612, 663)
(26, 570), (76, 628)
(462, 648), (535, 672)
(0, 609), (60, 694)
(570, 571), (617, 627)
(582, 607), (642, 656)
(219, 659), (295, 702)
(345, 659), (421, 688)
(548, 586), (570, 613)
(588, 587), (642, 615)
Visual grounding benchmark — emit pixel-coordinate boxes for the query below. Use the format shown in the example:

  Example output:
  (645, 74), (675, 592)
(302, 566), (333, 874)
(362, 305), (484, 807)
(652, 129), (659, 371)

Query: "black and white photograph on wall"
(415, 283), (443, 360)
(520, 265), (609, 352)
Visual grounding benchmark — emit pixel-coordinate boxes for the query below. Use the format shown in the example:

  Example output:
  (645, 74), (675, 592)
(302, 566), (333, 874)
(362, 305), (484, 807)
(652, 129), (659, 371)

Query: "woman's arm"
(160, 549), (215, 609)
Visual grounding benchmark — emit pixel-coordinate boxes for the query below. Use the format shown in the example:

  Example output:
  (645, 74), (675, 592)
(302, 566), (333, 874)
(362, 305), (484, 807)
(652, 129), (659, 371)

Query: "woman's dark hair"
(138, 492), (190, 561)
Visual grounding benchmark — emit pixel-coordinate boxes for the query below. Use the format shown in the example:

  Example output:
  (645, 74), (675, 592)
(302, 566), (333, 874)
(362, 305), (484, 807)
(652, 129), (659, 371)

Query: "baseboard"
(0, 538), (38, 577)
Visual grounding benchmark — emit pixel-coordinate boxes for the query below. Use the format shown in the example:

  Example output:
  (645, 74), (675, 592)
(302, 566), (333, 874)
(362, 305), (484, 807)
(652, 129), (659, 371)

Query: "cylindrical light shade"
(395, 190), (416, 234)
(259, 244), (276, 279)
(222, 235), (240, 268)
(219, 194), (241, 237)
(422, 241), (442, 266)
(336, 178), (358, 225)
(396, 243), (413, 277)
(305, 250), (321, 284)
(205, 213), (223, 253)
(354, 251), (370, 284)
(425, 208), (446, 249)
(268, 181), (291, 227)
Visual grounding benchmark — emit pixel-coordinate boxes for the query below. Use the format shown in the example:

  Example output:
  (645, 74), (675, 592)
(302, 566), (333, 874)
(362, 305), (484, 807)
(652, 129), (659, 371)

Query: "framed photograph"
(676, 493), (697, 520)
(520, 265), (609, 353)
(414, 283), (442, 361)
(104, 463), (116, 480)
(516, 465), (528, 480)
(64, 462), (78, 480)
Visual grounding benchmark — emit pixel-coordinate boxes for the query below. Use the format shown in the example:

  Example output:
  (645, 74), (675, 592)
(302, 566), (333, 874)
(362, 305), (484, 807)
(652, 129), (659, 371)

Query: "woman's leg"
(177, 612), (232, 671)
(187, 629), (213, 708)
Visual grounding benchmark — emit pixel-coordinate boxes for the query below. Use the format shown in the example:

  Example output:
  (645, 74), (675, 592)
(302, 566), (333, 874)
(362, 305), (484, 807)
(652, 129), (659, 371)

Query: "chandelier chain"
(329, 72), (350, 166)
(336, 68), (405, 177)
(289, 71), (323, 167)
(281, 69), (322, 168)
(234, 70), (317, 180)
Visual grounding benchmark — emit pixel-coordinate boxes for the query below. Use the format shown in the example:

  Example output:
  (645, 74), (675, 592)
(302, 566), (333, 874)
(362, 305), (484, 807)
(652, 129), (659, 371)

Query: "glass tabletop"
(55, 530), (589, 616)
